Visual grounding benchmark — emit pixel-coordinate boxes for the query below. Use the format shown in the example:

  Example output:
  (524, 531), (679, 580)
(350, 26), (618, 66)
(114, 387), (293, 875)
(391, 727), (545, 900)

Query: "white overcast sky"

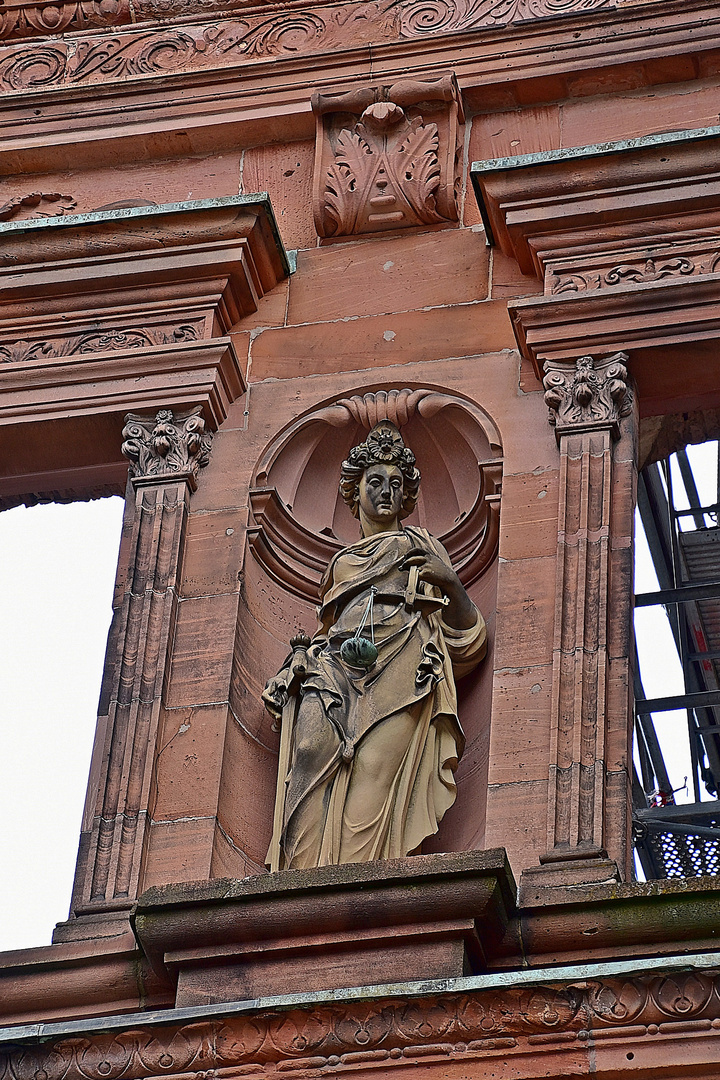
(0, 445), (716, 953)
(0, 496), (125, 953)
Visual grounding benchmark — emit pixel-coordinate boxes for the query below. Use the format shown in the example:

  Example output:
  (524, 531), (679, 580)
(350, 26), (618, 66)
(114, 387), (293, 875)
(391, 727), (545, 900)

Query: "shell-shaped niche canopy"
(248, 387), (503, 603)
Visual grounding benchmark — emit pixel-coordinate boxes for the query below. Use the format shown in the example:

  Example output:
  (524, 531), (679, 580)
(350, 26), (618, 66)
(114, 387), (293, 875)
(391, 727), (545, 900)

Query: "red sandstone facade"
(2, 0), (720, 1077)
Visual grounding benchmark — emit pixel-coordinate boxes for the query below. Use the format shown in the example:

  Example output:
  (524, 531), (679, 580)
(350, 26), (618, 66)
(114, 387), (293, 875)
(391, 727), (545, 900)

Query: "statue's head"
(339, 421), (420, 521)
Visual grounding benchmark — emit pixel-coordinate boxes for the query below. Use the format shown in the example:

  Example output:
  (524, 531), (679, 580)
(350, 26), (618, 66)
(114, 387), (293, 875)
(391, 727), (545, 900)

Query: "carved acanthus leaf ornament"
(325, 102), (443, 236)
(543, 353), (633, 439)
(121, 406), (213, 483)
(313, 75), (463, 238)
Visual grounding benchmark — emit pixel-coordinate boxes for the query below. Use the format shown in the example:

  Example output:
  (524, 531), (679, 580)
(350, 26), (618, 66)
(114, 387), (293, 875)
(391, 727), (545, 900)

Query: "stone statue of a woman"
(262, 420), (486, 870)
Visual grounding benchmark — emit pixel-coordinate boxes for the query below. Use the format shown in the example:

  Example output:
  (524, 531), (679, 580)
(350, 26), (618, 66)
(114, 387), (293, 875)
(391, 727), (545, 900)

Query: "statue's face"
(358, 463), (403, 525)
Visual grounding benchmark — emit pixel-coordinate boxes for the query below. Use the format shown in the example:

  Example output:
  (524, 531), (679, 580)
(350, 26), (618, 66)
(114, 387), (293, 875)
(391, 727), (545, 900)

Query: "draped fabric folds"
(263, 526), (487, 869)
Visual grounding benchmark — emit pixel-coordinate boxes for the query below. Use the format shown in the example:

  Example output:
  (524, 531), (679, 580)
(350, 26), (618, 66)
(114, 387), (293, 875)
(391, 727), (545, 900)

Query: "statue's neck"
(359, 513), (402, 537)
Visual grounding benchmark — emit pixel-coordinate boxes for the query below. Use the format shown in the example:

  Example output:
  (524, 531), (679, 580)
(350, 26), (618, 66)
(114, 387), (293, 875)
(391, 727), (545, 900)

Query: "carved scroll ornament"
(543, 352), (632, 440)
(121, 406), (213, 485)
(397, 0), (613, 36)
(312, 75), (463, 238)
(0, 2), (624, 91)
(0, 324), (200, 364)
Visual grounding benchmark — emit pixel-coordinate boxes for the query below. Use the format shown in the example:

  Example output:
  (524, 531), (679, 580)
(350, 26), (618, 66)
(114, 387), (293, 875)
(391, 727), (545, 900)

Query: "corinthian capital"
(121, 406), (213, 486)
(543, 353), (632, 440)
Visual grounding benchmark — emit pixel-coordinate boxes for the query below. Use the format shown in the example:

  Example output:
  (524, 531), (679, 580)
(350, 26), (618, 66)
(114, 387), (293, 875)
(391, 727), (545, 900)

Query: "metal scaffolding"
(633, 443), (720, 879)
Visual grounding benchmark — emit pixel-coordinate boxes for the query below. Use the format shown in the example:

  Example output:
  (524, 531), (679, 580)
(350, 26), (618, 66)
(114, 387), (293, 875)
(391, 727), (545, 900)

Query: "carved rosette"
(543, 352), (632, 440)
(312, 75), (464, 238)
(121, 406), (213, 488)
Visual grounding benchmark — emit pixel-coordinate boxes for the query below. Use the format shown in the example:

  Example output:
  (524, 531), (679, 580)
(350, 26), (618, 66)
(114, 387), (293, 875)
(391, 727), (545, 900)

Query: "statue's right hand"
(264, 676), (288, 703)
(261, 678), (289, 730)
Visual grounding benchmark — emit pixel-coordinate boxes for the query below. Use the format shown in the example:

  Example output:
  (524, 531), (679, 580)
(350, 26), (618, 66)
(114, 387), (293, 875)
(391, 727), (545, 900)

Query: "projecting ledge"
(470, 128), (720, 394)
(0, 195), (289, 508)
(471, 124), (720, 276)
(132, 851), (519, 1005)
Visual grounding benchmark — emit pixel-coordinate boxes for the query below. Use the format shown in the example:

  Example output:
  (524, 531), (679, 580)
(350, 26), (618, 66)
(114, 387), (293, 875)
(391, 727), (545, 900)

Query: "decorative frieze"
(396, 0), (613, 36)
(547, 243), (720, 297)
(312, 75), (463, 238)
(1, 968), (719, 1080)
(0, 0), (620, 57)
(0, 0), (616, 45)
(0, 0), (688, 92)
(0, 324), (201, 364)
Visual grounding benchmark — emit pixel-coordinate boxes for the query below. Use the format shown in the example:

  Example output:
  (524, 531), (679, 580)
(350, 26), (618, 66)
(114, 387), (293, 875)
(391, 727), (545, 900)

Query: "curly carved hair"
(339, 421), (421, 520)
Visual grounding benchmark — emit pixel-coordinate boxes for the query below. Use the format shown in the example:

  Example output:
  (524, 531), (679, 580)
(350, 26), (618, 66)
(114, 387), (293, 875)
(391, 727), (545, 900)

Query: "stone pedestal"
(133, 851), (518, 1004)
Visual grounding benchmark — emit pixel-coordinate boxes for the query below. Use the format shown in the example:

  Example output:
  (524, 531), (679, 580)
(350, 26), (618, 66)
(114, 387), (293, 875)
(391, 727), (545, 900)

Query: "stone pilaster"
(521, 354), (637, 893)
(61, 409), (212, 932)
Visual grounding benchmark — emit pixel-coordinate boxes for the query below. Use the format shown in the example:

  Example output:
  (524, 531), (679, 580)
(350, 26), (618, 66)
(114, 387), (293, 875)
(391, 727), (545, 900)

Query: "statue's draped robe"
(263, 527), (486, 869)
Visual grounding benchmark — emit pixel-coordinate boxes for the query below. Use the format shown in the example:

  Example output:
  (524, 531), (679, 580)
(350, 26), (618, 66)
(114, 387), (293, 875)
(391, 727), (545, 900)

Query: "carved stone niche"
(247, 387), (503, 605)
(312, 74), (464, 239)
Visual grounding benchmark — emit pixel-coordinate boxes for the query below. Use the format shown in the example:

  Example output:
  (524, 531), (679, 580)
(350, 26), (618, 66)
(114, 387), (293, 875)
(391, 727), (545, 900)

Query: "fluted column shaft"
(523, 354), (637, 890)
(69, 409), (212, 917)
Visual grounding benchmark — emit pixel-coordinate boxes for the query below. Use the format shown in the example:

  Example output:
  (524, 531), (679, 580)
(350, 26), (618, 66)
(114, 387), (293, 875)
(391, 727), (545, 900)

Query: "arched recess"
(214, 387), (504, 875)
(247, 387), (503, 600)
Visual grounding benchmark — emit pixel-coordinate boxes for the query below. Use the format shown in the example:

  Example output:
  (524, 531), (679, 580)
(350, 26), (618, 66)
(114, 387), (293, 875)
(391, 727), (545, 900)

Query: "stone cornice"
(0, 1), (719, 171)
(509, 275), (720, 380)
(2, 955), (720, 1080)
(471, 125), (720, 278)
(0, 196), (288, 509)
(470, 125), (720, 402)
(4, 869), (720, 1029)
